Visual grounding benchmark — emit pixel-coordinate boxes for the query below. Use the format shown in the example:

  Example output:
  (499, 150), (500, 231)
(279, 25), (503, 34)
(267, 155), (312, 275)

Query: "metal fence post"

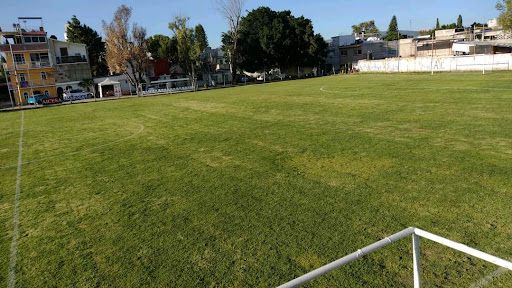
(412, 233), (421, 288)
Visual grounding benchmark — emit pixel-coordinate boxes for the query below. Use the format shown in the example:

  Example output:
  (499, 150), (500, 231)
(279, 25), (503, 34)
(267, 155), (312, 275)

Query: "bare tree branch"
(103, 5), (149, 95)
(215, 0), (245, 84)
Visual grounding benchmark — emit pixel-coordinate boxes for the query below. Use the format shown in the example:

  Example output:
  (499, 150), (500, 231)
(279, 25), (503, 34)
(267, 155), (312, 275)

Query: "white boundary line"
(0, 123), (144, 170)
(8, 111), (24, 288)
(319, 86), (512, 94)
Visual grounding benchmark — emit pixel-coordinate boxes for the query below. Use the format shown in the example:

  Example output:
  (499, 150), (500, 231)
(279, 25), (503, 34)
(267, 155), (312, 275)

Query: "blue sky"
(1, 0), (500, 47)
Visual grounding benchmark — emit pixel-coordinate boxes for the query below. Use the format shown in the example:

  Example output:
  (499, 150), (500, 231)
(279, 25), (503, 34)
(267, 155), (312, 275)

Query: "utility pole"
(482, 48), (486, 75)
(431, 34), (435, 75)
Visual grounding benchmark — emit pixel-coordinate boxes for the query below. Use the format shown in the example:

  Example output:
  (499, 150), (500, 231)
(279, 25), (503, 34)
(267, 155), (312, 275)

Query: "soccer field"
(1, 72), (512, 287)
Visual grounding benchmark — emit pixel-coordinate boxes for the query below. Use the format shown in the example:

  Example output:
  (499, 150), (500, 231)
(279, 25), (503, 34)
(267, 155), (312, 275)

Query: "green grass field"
(1, 72), (512, 287)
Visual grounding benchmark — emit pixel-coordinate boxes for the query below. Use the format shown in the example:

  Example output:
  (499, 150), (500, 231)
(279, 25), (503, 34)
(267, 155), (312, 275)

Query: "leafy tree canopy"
(351, 20), (380, 36)
(147, 34), (178, 62)
(496, 0), (512, 31)
(457, 15), (463, 28)
(66, 16), (109, 77)
(384, 15), (399, 41)
(237, 7), (327, 72)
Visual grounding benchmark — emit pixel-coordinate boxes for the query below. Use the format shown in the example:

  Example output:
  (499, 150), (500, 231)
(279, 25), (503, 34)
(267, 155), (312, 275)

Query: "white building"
(48, 39), (92, 96)
(488, 18), (499, 29)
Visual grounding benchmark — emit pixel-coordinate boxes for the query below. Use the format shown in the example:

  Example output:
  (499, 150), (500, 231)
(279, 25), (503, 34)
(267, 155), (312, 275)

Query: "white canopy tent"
(98, 78), (121, 98)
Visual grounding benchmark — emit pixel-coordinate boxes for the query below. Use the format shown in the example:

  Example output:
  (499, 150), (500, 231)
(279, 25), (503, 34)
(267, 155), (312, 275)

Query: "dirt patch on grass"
(290, 155), (392, 188)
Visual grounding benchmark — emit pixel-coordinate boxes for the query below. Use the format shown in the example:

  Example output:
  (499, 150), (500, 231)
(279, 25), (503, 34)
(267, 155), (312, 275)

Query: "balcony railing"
(0, 43), (48, 52)
(3, 61), (52, 71)
(17, 79), (55, 88)
(56, 55), (87, 64)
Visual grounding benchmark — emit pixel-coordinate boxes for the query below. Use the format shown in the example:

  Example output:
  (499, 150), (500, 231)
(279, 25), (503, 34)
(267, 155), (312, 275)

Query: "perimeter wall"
(356, 53), (512, 73)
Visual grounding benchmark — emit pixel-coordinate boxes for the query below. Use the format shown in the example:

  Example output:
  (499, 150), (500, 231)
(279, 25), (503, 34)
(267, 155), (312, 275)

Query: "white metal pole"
(431, 35), (434, 75)
(482, 49), (486, 75)
(412, 234), (421, 288)
(277, 227), (415, 288)
(413, 228), (512, 270)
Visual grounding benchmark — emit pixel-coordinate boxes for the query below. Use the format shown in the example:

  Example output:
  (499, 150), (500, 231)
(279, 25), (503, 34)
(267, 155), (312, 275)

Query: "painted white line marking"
(320, 86), (343, 93)
(320, 86), (512, 94)
(8, 111), (24, 288)
(0, 124), (144, 170)
(468, 267), (509, 288)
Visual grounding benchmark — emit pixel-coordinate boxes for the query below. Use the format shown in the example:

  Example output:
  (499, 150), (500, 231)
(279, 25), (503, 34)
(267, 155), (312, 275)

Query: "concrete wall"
(54, 63), (92, 83)
(399, 39), (415, 57)
(357, 53), (512, 73)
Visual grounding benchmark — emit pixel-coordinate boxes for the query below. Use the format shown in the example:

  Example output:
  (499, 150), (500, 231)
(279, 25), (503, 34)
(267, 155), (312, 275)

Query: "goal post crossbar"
(277, 227), (512, 288)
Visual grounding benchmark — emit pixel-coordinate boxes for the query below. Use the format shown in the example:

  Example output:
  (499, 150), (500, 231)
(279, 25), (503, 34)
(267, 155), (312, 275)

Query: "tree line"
(63, 1), (512, 92)
(65, 2), (327, 90)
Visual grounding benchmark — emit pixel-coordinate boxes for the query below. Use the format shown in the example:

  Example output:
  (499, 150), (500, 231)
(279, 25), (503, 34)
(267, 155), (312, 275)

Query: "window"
(24, 36), (46, 43)
(19, 73), (26, 82)
(44, 90), (50, 96)
(60, 47), (68, 57)
(340, 50), (348, 56)
(23, 92), (29, 99)
(13, 54), (25, 64)
(41, 72), (47, 80)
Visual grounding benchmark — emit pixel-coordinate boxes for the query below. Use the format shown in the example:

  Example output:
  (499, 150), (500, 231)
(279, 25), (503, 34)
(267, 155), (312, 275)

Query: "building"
(147, 58), (170, 81)
(326, 31), (416, 72)
(405, 27), (512, 57)
(200, 47), (232, 86)
(0, 17), (56, 105)
(0, 17), (93, 105)
(338, 40), (399, 70)
(50, 39), (92, 97)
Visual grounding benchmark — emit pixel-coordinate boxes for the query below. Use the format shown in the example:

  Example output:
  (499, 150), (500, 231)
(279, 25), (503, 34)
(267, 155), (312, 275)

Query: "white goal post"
(277, 227), (512, 288)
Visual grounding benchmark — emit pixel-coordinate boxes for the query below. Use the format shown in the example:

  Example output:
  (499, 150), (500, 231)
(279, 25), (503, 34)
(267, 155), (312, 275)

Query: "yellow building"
(0, 17), (57, 105)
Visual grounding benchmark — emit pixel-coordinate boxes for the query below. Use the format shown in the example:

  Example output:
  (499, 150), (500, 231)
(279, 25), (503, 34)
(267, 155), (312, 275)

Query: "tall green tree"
(194, 24), (208, 57)
(457, 15), (463, 28)
(384, 15), (399, 41)
(147, 34), (177, 62)
(436, 18), (440, 29)
(66, 16), (109, 76)
(194, 24), (208, 75)
(496, 0), (512, 31)
(168, 17), (207, 88)
(351, 20), (380, 36)
(237, 7), (327, 74)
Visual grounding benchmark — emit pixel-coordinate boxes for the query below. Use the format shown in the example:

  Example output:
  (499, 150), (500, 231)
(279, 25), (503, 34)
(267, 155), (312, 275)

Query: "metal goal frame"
(278, 227), (512, 288)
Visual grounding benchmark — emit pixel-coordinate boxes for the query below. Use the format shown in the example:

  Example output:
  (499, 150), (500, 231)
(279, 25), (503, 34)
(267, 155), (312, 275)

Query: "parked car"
(27, 94), (49, 105)
(63, 89), (93, 101)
